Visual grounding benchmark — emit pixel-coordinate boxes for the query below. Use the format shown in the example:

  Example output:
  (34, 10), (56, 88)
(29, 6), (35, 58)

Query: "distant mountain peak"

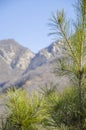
(0, 39), (35, 70)
(28, 41), (63, 70)
(0, 39), (67, 92)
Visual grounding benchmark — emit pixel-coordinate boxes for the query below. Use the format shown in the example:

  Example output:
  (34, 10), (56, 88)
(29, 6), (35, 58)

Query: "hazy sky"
(0, 0), (75, 53)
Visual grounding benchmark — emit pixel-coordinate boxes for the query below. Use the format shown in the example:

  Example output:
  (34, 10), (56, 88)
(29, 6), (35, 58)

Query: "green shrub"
(1, 88), (47, 130)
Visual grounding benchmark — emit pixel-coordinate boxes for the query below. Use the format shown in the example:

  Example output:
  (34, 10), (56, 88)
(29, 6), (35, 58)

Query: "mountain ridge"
(0, 39), (68, 92)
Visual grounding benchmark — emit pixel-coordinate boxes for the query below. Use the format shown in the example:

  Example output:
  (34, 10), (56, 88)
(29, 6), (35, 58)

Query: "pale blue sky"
(0, 0), (75, 53)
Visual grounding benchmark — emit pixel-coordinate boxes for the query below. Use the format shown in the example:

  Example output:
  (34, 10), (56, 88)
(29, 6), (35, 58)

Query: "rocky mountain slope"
(28, 42), (62, 69)
(0, 39), (68, 92)
(0, 39), (35, 70)
(0, 39), (35, 91)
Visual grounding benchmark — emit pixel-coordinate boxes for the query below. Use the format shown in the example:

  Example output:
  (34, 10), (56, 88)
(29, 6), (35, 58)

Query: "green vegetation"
(0, 0), (86, 129)
(0, 88), (47, 130)
(43, 85), (86, 130)
(48, 0), (86, 129)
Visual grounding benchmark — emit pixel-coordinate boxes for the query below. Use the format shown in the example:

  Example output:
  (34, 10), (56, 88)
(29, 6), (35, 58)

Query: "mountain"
(0, 39), (35, 70)
(0, 39), (35, 91)
(0, 39), (69, 92)
(28, 42), (63, 70)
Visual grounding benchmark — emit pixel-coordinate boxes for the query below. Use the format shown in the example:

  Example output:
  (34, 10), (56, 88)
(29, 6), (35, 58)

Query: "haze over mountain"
(0, 39), (69, 92)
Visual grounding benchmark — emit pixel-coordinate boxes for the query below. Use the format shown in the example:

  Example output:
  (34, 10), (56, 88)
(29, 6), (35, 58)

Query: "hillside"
(0, 39), (69, 92)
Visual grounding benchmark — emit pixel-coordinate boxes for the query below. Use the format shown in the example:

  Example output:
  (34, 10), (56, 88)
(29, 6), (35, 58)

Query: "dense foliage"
(0, 89), (47, 130)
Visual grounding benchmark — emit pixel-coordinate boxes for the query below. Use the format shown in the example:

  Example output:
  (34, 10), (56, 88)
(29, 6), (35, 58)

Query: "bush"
(43, 86), (86, 130)
(1, 88), (47, 130)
